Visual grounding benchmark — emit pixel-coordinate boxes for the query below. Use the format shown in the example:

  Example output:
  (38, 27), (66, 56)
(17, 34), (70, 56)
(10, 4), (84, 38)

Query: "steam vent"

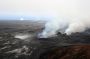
(0, 20), (90, 59)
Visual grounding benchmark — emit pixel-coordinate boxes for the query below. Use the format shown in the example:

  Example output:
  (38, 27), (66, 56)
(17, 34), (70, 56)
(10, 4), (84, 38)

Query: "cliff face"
(40, 45), (90, 59)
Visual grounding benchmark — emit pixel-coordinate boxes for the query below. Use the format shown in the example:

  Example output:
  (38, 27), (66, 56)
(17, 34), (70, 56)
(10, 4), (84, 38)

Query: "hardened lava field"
(0, 20), (90, 59)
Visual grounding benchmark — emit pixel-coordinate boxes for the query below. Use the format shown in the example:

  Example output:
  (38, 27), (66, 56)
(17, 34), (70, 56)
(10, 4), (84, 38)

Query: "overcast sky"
(0, 0), (33, 19)
(0, 0), (90, 20)
(0, 0), (71, 20)
(0, 0), (56, 20)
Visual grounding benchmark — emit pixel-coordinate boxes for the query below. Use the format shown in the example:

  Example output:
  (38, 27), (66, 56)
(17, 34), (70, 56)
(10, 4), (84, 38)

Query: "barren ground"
(0, 20), (90, 59)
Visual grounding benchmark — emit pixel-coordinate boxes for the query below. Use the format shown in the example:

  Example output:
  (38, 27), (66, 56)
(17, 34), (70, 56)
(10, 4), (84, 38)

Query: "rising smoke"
(37, 0), (90, 38)
(39, 18), (90, 38)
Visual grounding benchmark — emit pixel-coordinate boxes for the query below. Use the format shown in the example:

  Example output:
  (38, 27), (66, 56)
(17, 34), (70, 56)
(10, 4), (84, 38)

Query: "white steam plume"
(14, 33), (34, 40)
(39, 18), (90, 38)
(37, 0), (90, 38)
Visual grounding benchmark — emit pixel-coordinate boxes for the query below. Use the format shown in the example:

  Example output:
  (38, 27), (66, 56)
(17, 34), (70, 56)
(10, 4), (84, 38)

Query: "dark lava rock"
(0, 29), (90, 59)
(40, 45), (90, 59)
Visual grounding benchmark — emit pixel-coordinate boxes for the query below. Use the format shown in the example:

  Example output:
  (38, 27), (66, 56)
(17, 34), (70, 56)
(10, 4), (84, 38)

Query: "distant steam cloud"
(20, 18), (24, 21)
(15, 34), (30, 40)
(37, 0), (90, 38)
(39, 18), (90, 38)
(14, 33), (33, 40)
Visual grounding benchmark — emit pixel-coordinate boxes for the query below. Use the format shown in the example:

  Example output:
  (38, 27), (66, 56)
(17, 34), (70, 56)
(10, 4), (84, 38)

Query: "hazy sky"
(0, 0), (62, 20)
(0, 0), (33, 19)
(0, 0), (90, 20)
(0, 0), (34, 15)
(0, 0), (57, 20)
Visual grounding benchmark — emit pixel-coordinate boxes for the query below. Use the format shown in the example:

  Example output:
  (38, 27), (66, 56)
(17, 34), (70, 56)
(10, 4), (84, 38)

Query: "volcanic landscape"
(0, 20), (90, 59)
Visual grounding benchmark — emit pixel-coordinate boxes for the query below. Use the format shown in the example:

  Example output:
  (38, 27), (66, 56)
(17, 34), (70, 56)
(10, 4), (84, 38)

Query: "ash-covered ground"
(0, 20), (90, 59)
